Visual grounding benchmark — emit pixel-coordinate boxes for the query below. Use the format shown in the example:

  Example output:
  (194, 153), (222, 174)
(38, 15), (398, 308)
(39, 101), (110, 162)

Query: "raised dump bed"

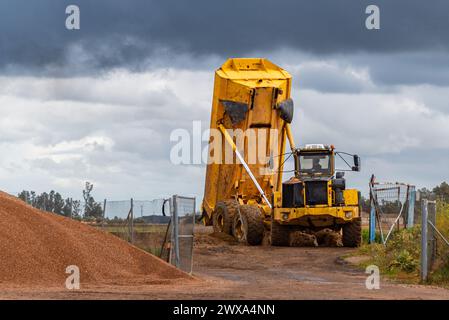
(202, 58), (292, 223)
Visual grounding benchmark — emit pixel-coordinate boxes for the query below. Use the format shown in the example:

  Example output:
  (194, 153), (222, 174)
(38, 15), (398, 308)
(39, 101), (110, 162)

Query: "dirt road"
(1, 226), (448, 299)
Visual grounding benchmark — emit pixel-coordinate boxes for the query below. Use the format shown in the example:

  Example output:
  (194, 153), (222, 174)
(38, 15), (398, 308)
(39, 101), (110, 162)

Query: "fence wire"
(104, 199), (168, 219)
(93, 196), (196, 274)
(170, 196), (196, 274)
(370, 182), (412, 244)
(429, 201), (449, 273)
(97, 198), (171, 257)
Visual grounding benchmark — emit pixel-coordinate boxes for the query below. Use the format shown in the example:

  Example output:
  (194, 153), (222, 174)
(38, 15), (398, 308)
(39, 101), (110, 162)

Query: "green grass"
(94, 223), (169, 258)
(361, 228), (383, 244)
(100, 224), (167, 233)
(354, 212), (449, 286)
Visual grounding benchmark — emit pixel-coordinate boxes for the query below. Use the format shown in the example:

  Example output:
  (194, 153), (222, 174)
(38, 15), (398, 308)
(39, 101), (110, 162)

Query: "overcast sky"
(0, 0), (448, 208)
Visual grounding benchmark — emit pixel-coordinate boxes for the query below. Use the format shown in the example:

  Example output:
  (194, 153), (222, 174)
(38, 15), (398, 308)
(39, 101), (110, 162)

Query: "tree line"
(18, 181), (103, 219)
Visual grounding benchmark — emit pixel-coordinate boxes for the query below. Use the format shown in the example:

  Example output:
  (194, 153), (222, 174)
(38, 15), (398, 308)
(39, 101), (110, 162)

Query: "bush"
(357, 226), (421, 278)
(390, 249), (418, 273)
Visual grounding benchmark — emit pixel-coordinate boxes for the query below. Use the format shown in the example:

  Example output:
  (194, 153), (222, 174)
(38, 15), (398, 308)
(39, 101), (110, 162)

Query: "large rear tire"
(232, 205), (264, 246)
(342, 218), (362, 247)
(270, 220), (291, 246)
(212, 200), (238, 234)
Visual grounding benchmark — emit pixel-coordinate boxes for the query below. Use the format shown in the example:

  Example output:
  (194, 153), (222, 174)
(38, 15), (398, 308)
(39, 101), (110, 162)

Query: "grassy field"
(100, 224), (168, 233)
(95, 223), (170, 257)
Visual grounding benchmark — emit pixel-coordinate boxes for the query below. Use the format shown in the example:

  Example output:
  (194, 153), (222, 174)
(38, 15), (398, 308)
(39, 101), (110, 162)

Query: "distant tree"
(62, 198), (72, 217)
(433, 182), (449, 203)
(72, 200), (82, 219)
(30, 191), (36, 207)
(82, 182), (103, 219)
(17, 190), (82, 219)
(17, 184), (103, 220)
(418, 187), (434, 200)
(53, 192), (65, 215)
(18, 190), (31, 204)
(34, 192), (49, 211)
(49, 190), (55, 211)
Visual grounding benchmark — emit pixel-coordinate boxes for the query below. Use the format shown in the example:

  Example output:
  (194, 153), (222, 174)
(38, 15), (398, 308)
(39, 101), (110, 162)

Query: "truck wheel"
(342, 218), (362, 247)
(212, 200), (238, 234)
(232, 205), (264, 245)
(270, 220), (290, 246)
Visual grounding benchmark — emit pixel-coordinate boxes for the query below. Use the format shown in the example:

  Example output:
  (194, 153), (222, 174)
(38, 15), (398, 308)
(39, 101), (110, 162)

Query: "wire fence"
(169, 195), (196, 273)
(91, 196), (196, 274)
(421, 199), (449, 282)
(104, 199), (169, 219)
(369, 176), (415, 244)
(367, 176), (449, 283)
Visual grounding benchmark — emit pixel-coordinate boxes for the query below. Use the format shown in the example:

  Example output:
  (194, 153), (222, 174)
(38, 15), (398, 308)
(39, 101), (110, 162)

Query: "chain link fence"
(369, 177), (415, 244)
(169, 195), (196, 273)
(95, 195), (196, 274)
(97, 198), (170, 256)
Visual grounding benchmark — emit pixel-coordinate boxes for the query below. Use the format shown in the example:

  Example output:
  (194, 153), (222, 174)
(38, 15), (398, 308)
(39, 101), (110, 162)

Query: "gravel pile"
(0, 192), (192, 288)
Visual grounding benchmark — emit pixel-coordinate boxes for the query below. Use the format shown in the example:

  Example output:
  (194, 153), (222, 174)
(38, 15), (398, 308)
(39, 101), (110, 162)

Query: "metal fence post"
(191, 197), (196, 274)
(102, 198), (107, 230)
(427, 201), (437, 270)
(369, 177), (376, 244)
(172, 195), (180, 268)
(168, 197), (173, 265)
(421, 199), (428, 282)
(130, 198), (134, 244)
(407, 187), (415, 228)
(103, 199), (107, 218)
(369, 197), (376, 243)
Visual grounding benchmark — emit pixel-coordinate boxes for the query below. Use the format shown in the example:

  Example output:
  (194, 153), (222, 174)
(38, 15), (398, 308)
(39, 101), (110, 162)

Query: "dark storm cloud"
(0, 0), (448, 75)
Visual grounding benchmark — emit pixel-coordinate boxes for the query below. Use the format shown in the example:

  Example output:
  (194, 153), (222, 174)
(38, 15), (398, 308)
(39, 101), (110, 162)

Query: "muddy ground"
(1, 225), (449, 300)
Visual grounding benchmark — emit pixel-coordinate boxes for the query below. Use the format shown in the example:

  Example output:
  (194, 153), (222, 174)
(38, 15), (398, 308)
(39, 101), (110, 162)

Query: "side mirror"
(352, 155), (361, 172)
(277, 98), (294, 123)
(336, 172), (345, 179)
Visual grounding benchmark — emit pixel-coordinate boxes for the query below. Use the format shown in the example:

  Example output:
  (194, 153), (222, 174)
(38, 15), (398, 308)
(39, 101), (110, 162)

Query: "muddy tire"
(270, 220), (290, 246)
(212, 200), (238, 234)
(342, 218), (362, 247)
(232, 205), (264, 246)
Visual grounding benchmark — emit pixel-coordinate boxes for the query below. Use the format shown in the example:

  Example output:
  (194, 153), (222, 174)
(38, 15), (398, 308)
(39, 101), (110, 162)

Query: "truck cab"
(272, 144), (362, 246)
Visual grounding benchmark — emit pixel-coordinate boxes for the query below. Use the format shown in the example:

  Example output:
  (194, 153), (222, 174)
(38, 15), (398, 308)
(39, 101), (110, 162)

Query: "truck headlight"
(345, 211), (352, 218)
(282, 213), (289, 221)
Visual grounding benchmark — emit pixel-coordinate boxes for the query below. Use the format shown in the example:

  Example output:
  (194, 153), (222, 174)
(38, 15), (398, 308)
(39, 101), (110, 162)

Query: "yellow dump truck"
(201, 58), (362, 247)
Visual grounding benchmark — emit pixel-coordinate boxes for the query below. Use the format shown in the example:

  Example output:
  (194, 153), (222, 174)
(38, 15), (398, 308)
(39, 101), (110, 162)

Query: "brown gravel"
(0, 192), (193, 289)
(315, 228), (343, 247)
(2, 225), (449, 299)
(289, 231), (318, 247)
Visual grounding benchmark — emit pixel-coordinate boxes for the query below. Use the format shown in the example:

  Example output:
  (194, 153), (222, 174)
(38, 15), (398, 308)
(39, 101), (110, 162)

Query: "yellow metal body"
(202, 58), (360, 229)
(273, 188), (360, 227)
(202, 58), (292, 224)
